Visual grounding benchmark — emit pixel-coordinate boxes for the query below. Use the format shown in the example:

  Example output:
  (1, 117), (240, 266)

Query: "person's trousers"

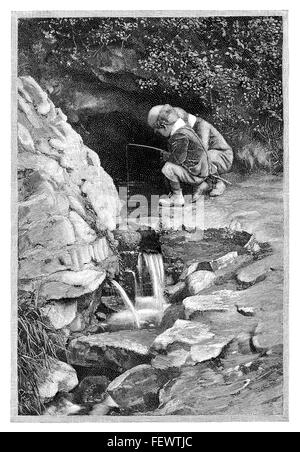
(162, 148), (233, 185)
(162, 162), (204, 186)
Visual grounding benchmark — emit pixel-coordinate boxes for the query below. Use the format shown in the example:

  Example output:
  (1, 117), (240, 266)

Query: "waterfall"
(137, 253), (144, 297)
(107, 252), (165, 331)
(110, 280), (141, 329)
(142, 253), (165, 312)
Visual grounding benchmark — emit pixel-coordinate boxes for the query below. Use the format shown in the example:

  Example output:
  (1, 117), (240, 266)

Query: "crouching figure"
(147, 104), (233, 207)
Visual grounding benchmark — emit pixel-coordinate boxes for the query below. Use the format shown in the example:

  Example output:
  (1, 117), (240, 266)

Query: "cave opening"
(74, 110), (168, 193)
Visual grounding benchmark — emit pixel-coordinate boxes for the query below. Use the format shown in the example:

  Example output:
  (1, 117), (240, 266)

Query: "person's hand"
(160, 150), (171, 162)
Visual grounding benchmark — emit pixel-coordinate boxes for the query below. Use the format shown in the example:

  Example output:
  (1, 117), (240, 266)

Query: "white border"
(2, 0), (300, 432)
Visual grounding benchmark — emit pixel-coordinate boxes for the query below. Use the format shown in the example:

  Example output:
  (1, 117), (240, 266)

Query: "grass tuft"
(18, 293), (65, 416)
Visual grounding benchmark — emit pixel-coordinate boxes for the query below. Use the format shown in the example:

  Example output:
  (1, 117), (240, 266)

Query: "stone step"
(68, 330), (157, 373)
(151, 319), (234, 369)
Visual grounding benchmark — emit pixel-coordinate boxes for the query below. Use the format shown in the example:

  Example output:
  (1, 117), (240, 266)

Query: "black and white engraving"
(13, 11), (287, 421)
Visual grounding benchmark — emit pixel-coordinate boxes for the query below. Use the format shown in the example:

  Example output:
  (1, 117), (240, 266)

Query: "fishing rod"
(127, 143), (166, 154)
(126, 143), (232, 186)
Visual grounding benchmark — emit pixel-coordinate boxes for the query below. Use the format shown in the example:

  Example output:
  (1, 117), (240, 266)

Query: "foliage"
(18, 16), (284, 170)
(18, 293), (65, 415)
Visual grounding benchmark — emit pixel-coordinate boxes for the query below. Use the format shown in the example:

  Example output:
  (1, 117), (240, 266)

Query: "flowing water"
(110, 280), (141, 329)
(108, 253), (166, 330)
(76, 175), (284, 417)
(142, 253), (165, 312)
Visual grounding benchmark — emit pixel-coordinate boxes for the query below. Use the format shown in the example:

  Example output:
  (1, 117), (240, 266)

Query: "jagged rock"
(190, 337), (234, 363)
(152, 320), (214, 352)
(164, 281), (186, 303)
(151, 320), (234, 368)
(154, 351), (283, 416)
(43, 394), (82, 416)
(88, 395), (119, 416)
(179, 263), (199, 281)
(41, 300), (77, 330)
(38, 359), (78, 401)
(183, 290), (239, 319)
(18, 76), (121, 304)
(237, 255), (281, 286)
(113, 230), (142, 251)
(213, 254), (254, 285)
(197, 251), (239, 272)
(186, 271), (216, 296)
(237, 306), (255, 317)
(68, 330), (157, 373)
(156, 366), (226, 415)
(69, 313), (86, 333)
(152, 349), (191, 370)
(159, 304), (185, 332)
(19, 239), (115, 282)
(75, 376), (110, 404)
(107, 364), (160, 409)
(69, 211), (97, 243)
(197, 310), (258, 342)
(40, 270), (106, 300)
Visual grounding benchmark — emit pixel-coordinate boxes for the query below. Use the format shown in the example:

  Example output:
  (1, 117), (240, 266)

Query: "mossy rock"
(114, 230), (142, 251)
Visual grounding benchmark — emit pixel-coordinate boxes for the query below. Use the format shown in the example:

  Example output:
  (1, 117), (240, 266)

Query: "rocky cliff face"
(18, 76), (121, 321)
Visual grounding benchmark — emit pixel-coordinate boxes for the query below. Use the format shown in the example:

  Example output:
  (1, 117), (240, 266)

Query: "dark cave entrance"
(75, 110), (168, 194)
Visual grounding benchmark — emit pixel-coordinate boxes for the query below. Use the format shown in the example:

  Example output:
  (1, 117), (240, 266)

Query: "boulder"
(196, 310), (258, 344)
(197, 251), (238, 272)
(179, 263), (199, 281)
(159, 304), (185, 331)
(152, 349), (191, 370)
(41, 301), (77, 330)
(38, 359), (78, 401)
(43, 394), (82, 416)
(76, 375), (110, 404)
(213, 254), (254, 285)
(186, 271), (216, 296)
(69, 313), (86, 333)
(190, 337), (234, 363)
(164, 281), (186, 303)
(154, 351), (283, 417)
(237, 306), (255, 317)
(40, 270), (106, 300)
(68, 330), (157, 373)
(107, 364), (160, 409)
(152, 320), (213, 351)
(151, 319), (234, 368)
(229, 269), (283, 320)
(237, 255), (282, 286)
(183, 290), (239, 319)
(17, 76), (121, 302)
(88, 395), (119, 416)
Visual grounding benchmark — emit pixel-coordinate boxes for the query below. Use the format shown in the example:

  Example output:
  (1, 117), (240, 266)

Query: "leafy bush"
(18, 294), (65, 415)
(18, 16), (284, 171)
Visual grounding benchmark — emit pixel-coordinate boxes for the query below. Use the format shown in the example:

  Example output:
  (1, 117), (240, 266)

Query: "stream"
(46, 174), (284, 418)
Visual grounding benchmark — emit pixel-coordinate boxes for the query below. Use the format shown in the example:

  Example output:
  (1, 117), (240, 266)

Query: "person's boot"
(192, 181), (210, 203)
(159, 190), (185, 207)
(210, 180), (226, 197)
(159, 181), (185, 207)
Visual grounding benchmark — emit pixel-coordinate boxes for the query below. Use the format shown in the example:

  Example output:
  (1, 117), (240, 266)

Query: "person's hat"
(147, 104), (179, 129)
(147, 105), (164, 128)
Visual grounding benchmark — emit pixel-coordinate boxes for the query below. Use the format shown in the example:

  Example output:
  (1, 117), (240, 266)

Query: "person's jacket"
(193, 118), (232, 152)
(167, 126), (210, 177)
